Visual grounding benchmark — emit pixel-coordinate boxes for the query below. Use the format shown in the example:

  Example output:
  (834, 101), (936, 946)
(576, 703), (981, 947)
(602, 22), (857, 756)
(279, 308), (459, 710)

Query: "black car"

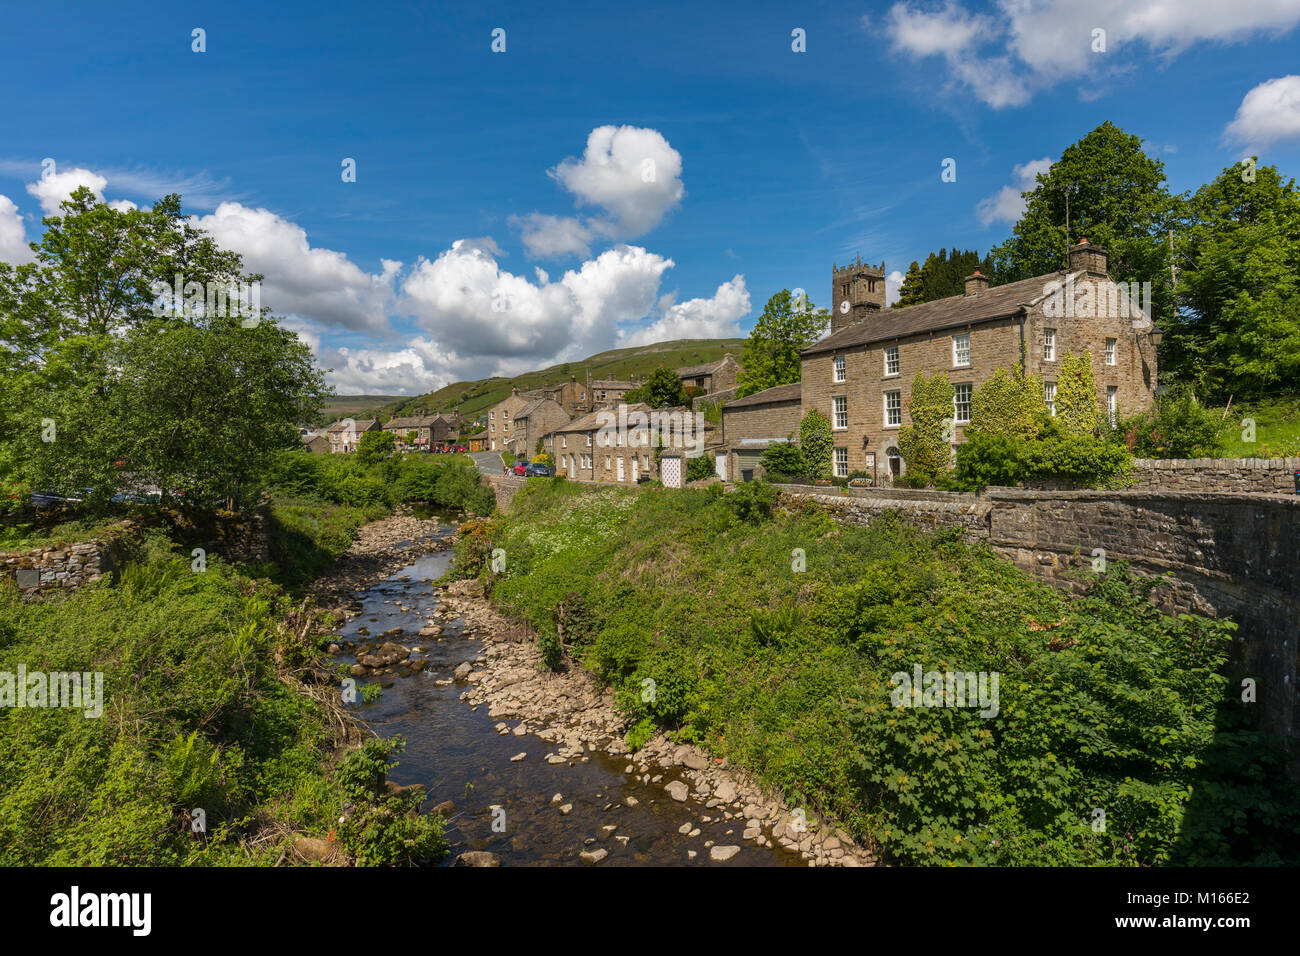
(523, 462), (554, 477)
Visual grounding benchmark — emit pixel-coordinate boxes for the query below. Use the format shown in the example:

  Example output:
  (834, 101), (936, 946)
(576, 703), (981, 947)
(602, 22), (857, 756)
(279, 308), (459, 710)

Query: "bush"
(1118, 384), (1224, 458)
(758, 441), (806, 481)
(800, 410), (833, 480)
(685, 455), (716, 482)
(953, 418), (1131, 490)
(726, 479), (779, 522)
(898, 371), (954, 487)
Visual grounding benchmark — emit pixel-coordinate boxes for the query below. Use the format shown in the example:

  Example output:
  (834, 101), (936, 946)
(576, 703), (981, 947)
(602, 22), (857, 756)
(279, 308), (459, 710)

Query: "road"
(469, 450), (506, 476)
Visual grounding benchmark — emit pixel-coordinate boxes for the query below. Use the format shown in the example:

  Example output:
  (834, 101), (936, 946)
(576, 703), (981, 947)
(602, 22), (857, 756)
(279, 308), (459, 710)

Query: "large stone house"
(484, 389), (534, 452)
(325, 418), (380, 454)
(511, 397), (571, 458)
(382, 414), (459, 447)
(801, 239), (1158, 482)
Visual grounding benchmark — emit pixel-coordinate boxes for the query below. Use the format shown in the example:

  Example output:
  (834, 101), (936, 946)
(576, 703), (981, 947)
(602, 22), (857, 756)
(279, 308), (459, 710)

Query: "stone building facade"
(676, 354), (741, 395)
(802, 240), (1159, 483)
(511, 397), (571, 459)
(484, 389), (534, 453)
(719, 383), (802, 483)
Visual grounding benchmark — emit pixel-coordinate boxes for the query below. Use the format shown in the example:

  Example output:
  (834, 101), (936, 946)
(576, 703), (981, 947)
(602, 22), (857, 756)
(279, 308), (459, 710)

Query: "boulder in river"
(454, 851), (500, 867)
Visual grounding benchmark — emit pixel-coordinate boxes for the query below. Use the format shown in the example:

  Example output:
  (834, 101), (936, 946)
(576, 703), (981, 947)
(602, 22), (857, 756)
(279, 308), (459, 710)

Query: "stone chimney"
(1068, 238), (1108, 276)
(964, 270), (989, 296)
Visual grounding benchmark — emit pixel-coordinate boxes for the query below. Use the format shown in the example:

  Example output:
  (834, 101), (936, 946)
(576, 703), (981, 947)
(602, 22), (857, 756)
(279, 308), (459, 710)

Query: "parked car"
(512, 461), (528, 476)
(523, 462), (554, 477)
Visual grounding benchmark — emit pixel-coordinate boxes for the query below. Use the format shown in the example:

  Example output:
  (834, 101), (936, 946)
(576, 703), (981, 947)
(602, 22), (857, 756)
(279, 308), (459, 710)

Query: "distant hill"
(317, 395), (405, 423)
(369, 338), (746, 423)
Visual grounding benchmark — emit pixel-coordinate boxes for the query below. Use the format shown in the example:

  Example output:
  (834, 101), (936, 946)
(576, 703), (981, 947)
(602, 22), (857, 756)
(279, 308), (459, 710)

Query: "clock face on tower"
(839, 300), (850, 314)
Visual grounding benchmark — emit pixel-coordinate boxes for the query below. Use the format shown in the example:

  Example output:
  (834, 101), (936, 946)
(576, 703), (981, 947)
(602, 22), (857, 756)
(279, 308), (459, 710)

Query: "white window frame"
(833, 396), (848, 430)
(562, 435), (567, 448)
(1105, 337), (1117, 365)
(884, 346), (900, 377)
(833, 354), (846, 383)
(884, 390), (902, 428)
(1043, 328), (1056, 362)
(953, 333), (971, 367)
(1107, 386), (1118, 423)
(1044, 381), (1057, 416)
(953, 383), (972, 424)
(834, 448), (848, 477)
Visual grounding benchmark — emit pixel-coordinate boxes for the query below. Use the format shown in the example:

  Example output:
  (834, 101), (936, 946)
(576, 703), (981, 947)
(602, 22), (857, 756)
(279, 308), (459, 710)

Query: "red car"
(512, 462), (527, 476)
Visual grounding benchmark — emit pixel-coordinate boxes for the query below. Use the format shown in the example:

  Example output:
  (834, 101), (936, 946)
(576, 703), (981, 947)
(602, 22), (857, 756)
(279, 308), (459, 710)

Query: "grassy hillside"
(376, 338), (746, 422)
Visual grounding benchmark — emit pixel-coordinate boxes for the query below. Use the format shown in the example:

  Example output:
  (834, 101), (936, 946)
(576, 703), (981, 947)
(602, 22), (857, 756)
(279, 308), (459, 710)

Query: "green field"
(1211, 396), (1300, 458)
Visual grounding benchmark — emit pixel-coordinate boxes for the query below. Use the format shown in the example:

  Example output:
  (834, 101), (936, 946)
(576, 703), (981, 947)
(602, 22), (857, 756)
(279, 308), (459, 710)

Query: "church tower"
(830, 257), (886, 335)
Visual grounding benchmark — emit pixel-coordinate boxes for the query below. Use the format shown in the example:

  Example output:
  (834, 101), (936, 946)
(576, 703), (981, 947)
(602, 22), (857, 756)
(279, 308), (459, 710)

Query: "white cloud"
(317, 337), (456, 396)
(402, 239), (672, 361)
(518, 125), (685, 258)
(884, 0), (1300, 108)
(0, 195), (32, 265)
(512, 212), (596, 259)
(619, 275), (750, 345)
(191, 202), (399, 334)
(885, 269), (904, 306)
(976, 156), (1053, 226)
(25, 167), (108, 213)
(1224, 75), (1300, 149)
(884, 1), (991, 58)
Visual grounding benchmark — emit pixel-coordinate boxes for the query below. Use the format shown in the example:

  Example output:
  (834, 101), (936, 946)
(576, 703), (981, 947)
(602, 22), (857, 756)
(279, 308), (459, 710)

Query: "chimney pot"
(1068, 238), (1108, 276)
(964, 270), (989, 296)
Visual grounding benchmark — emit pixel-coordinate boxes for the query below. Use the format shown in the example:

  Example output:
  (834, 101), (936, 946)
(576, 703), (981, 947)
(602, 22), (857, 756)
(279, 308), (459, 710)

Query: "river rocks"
(559, 804), (573, 815)
(713, 780), (737, 803)
(710, 845), (740, 862)
(665, 781), (689, 802)
(418, 624), (443, 637)
(358, 642), (410, 668)
(455, 851), (500, 867)
(349, 664), (368, 677)
(453, 662), (473, 681)
(432, 800), (457, 817)
(579, 847), (608, 864)
(510, 752), (527, 762)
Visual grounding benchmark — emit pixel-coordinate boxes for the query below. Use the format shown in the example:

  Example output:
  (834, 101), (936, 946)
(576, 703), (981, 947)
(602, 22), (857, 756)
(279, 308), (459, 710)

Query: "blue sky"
(3, 0), (1299, 394)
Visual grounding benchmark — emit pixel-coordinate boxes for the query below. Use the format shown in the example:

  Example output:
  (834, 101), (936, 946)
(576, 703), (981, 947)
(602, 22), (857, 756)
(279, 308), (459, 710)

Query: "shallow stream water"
(332, 528), (800, 866)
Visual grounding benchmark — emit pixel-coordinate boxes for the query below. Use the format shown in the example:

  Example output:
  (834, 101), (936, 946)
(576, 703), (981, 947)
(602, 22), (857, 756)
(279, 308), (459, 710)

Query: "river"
(329, 523), (802, 866)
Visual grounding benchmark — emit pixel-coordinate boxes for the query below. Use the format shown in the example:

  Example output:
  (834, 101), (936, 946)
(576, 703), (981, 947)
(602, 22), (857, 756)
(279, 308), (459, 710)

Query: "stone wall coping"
(983, 487), (1300, 507)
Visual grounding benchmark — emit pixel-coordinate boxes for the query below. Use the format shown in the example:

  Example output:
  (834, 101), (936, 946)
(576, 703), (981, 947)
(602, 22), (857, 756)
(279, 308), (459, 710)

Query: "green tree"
(799, 409), (833, 480)
(624, 364), (689, 408)
(1166, 159), (1300, 400)
(355, 430), (397, 467)
(735, 290), (827, 398)
(897, 372), (954, 486)
(0, 187), (326, 510)
(968, 368), (1045, 442)
(987, 122), (1177, 325)
(1055, 353), (1099, 435)
(893, 261), (925, 307)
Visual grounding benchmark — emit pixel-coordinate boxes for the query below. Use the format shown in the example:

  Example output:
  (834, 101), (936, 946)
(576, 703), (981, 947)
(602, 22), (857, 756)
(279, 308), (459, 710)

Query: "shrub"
(1119, 383), (1224, 458)
(799, 409), (833, 480)
(898, 371), (954, 486)
(726, 479), (779, 522)
(758, 441), (807, 481)
(1056, 352), (1100, 435)
(685, 454), (716, 482)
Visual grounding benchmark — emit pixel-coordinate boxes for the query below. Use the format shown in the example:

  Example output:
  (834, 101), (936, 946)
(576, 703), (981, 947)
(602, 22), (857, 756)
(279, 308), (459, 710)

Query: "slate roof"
(801, 272), (1060, 357)
(722, 383), (803, 409)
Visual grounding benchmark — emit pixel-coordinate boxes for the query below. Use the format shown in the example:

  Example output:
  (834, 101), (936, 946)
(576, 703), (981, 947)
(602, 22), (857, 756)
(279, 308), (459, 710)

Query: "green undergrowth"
(457, 479), (1299, 866)
(0, 530), (444, 865)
